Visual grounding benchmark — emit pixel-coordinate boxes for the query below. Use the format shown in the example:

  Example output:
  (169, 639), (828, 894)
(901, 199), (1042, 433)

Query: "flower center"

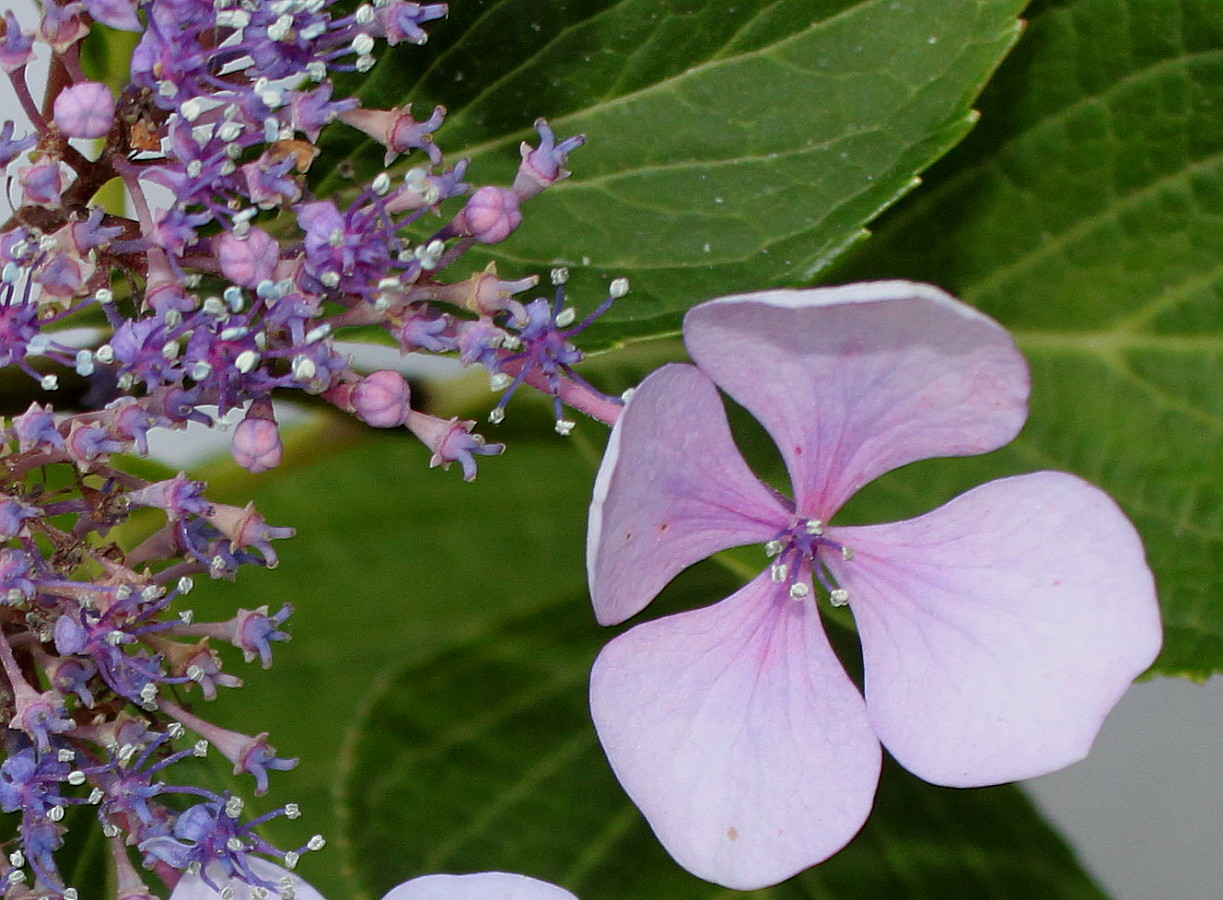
(765, 517), (854, 607)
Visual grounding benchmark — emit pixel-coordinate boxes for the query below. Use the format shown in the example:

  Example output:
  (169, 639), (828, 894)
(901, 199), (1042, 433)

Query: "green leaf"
(318, 0), (1027, 343)
(831, 0), (1223, 679)
(339, 587), (1107, 900)
(180, 413), (598, 897)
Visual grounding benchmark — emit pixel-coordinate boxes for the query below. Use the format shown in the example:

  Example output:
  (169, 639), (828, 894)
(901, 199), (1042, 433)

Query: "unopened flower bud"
(232, 405), (283, 473)
(351, 370), (411, 428)
(456, 186), (522, 244)
(52, 81), (115, 139)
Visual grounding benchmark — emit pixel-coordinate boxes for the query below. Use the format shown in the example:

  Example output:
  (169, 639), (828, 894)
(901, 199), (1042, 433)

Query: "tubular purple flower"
(586, 282), (1162, 889)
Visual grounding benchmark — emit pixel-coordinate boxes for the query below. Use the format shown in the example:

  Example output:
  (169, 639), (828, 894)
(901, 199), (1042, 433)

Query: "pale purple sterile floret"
(51, 80), (115, 138)
(170, 862), (580, 900)
(586, 281), (1163, 890)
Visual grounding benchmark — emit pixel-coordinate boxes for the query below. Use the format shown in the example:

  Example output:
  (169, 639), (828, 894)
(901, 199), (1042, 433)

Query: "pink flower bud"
(52, 81), (115, 139)
(352, 370), (411, 428)
(217, 227), (279, 288)
(231, 413), (283, 473)
(457, 186), (522, 244)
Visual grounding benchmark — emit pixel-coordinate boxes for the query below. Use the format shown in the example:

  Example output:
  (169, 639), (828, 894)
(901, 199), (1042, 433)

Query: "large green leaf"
(318, 0), (1027, 342)
(338, 587), (1107, 900)
(831, 0), (1223, 679)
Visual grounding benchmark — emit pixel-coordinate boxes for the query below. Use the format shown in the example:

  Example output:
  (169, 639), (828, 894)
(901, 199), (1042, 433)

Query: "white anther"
(764, 540), (783, 557)
(321, 270), (340, 287)
(162, 340), (181, 360)
(7, 870), (24, 884)
(555, 419), (575, 436)
(95, 288), (114, 304)
(215, 8), (250, 28)
(67, 770), (85, 786)
(179, 99), (204, 122)
(841, 546), (854, 561)
(191, 361), (213, 381)
(220, 887), (235, 900)
(88, 787), (104, 804)
(371, 172), (391, 195)
(263, 118), (280, 143)
(550, 267), (569, 285)
(218, 121), (243, 142)
(307, 835), (326, 851)
(164, 309), (184, 328)
(789, 582), (810, 601)
(804, 519), (824, 535)
(352, 33), (375, 55)
(489, 373), (512, 391)
(46, 805), (64, 822)
(193, 740), (209, 757)
(178, 576), (195, 594)
(284, 803), (301, 819)
(139, 683), (158, 702)
(106, 630), (127, 646)
(226, 837), (243, 853)
(355, 4), (374, 23)
(179, 609), (195, 624)
(488, 407), (505, 425)
(555, 307), (576, 328)
(306, 61), (327, 81)
(187, 665), (205, 682)
(620, 387), (636, 403)
(770, 564), (788, 583)
(56, 748), (75, 762)
(167, 722), (186, 739)
(500, 334), (522, 351)
(73, 347), (95, 375)
(27, 334), (50, 354)
(186, 159), (203, 179)
(300, 20), (325, 40)
(292, 356), (317, 381)
(225, 795), (244, 817)
(234, 350), (260, 373)
(305, 323), (332, 343)
(39, 374), (58, 391)
(201, 297), (226, 317)
(609, 277), (630, 298)
(829, 589), (849, 607)
(283, 851), (300, 870)
(64, 889), (78, 900)
(267, 13), (293, 40)
(1, 262), (18, 283)
(102, 822), (120, 838)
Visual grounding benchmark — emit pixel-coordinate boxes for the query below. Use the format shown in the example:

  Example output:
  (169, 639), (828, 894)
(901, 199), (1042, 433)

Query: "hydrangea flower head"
(587, 282), (1161, 890)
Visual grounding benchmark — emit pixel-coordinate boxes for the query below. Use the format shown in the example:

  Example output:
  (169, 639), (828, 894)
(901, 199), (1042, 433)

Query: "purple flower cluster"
(0, 0), (620, 896)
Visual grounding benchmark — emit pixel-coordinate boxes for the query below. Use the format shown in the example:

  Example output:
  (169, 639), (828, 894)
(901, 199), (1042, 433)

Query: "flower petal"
(590, 570), (881, 890)
(683, 282), (1029, 517)
(588, 364), (787, 625)
(383, 872), (578, 900)
(168, 859), (326, 900)
(824, 472), (1162, 787)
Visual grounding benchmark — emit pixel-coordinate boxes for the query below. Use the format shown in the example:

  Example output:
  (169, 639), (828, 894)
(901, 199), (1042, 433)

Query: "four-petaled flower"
(586, 282), (1162, 889)
(169, 858), (579, 900)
